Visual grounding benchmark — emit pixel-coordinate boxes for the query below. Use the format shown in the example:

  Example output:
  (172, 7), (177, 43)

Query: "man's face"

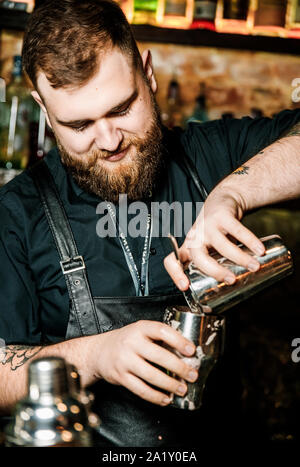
(33, 47), (164, 202)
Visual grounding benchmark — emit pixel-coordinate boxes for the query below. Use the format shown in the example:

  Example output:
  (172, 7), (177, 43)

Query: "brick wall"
(137, 41), (300, 120)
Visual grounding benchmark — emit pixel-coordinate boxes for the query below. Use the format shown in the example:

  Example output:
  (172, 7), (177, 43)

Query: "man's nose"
(94, 119), (123, 152)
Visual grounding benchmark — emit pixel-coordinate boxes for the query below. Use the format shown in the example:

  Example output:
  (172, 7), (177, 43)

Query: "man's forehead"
(36, 48), (139, 117)
(36, 47), (136, 96)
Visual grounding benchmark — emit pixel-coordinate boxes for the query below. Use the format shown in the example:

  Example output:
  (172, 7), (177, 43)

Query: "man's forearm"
(218, 122), (300, 212)
(0, 335), (99, 413)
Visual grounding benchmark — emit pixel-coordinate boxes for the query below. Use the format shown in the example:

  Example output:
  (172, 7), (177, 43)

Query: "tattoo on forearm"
(233, 165), (249, 175)
(0, 345), (42, 371)
(281, 121), (300, 138)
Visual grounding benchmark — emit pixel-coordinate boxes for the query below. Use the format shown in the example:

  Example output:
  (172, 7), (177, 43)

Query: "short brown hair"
(22, 0), (142, 90)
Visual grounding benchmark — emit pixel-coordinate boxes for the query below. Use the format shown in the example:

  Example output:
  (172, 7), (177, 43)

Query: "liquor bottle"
(285, 0), (300, 37)
(0, 0), (35, 12)
(215, 0), (251, 33)
(190, 0), (217, 29)
(132, 0), (159, 24)
(28, 105), (56, 167)
(116, 0), (134, 22)
(0, 56), (32, 185)
(187, 82), (209, 124)
(247, 0), (288, 36)
(161, 76), (183, 128)
(156, 0), (194, 28)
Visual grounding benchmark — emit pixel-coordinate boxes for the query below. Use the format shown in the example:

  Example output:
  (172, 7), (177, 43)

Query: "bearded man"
(0, 0), (300, 447)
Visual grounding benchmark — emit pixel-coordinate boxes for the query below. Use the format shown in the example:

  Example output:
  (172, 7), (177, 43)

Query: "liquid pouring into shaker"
(168, 234), (202, 314)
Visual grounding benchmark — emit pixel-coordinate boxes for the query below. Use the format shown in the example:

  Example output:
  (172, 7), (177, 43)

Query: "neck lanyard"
(106, 203), (152, 297)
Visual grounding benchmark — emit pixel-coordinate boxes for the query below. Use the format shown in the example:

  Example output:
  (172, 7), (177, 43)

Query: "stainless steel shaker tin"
(184, 234), (293, 315)
(5, 357), (92, 447)
(163, 306), (225, 410)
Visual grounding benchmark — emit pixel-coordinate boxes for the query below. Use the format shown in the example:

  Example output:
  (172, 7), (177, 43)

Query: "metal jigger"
(165, 233), (293, 410)
(5, 357), (93, 447)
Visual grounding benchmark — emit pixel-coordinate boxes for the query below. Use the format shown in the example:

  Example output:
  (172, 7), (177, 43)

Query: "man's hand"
(164, 188), (265, 290)
(88, 320), (198, 406)
(164, 121), (300, 289)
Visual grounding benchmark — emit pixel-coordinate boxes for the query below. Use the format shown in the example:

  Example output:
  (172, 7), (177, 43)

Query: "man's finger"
(163, 252), (189, 291)
(207, 231), (261, 273)
(222, 217), (265, 257)
(189, 247), (237, 284)
(135, 321), (196, 357)
(124, 372), (172, 406)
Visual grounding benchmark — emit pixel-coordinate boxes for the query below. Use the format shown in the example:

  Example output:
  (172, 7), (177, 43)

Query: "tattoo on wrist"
(232, 165), (249, 175)
(0, 345), (42, 371)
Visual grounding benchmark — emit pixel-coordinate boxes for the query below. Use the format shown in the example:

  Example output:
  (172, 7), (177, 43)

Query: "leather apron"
(30, 146), (217, 447)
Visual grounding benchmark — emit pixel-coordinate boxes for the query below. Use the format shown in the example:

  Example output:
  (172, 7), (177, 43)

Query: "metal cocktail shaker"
(184, 234), (293, 315)
(5, 357), (94, 447)
(164, 234), (293, 410)
(164, 306), (225, 410)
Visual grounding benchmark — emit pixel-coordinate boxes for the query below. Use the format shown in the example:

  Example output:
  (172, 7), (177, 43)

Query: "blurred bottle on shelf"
(190, 0), (217, 29)
(221, 111), (235, 119)
(285, 0), (300, 37)
(250, 107), (264, 118)
(215, 0), (251, 33)
(116, 0), (134, 22)
(161, 75), (184, 128)
(132, 0), (159, 24)
(156, 0), (194, 28)
(0, 55), (31, 184)
(0, 55), (55, 186)
(28, 104), (56, 168)
(247, 0), (288, 36)
(186, 82), (209, 124)
(0, 0), (35, 12)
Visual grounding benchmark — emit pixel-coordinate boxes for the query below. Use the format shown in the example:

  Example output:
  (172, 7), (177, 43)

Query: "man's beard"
(57, 99), (165, 203)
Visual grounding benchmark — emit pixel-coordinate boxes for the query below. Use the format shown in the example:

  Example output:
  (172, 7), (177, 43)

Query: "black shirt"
(0, 111), (299, 345)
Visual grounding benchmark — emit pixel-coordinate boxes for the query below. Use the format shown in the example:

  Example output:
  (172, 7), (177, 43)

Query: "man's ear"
(31, 90), (52, 129)
(141, 49), (157, 94)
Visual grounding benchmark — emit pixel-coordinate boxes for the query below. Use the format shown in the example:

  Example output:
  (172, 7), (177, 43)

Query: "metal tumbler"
(163, 306), (225, 410)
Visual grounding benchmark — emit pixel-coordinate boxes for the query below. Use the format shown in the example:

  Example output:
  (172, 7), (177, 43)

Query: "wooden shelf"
(0, 8), (30, 31)
(132, 24), (300, 55)
(0, 8), (299, 55)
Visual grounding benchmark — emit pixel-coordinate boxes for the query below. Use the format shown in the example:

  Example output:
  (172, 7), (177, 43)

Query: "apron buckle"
(60, 256), (86, 275)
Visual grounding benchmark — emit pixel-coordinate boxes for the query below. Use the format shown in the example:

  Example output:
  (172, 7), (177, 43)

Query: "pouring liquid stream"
(168, 234), (203, 314)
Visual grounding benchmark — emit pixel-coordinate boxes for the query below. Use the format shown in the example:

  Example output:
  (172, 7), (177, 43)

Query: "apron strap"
(29, 160), (100, 337)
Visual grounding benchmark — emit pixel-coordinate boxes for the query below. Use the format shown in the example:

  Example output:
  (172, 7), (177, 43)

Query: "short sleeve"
(180, 109), (300, 193)
(222, 108), (300, 167)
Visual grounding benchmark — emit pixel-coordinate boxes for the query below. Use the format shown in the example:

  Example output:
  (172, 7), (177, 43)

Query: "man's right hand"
(87, 320), (198, 406)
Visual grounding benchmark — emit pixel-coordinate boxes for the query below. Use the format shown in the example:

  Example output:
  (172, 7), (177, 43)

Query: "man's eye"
(112, 106), (131, 117)
(72, 124), (89, 133)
